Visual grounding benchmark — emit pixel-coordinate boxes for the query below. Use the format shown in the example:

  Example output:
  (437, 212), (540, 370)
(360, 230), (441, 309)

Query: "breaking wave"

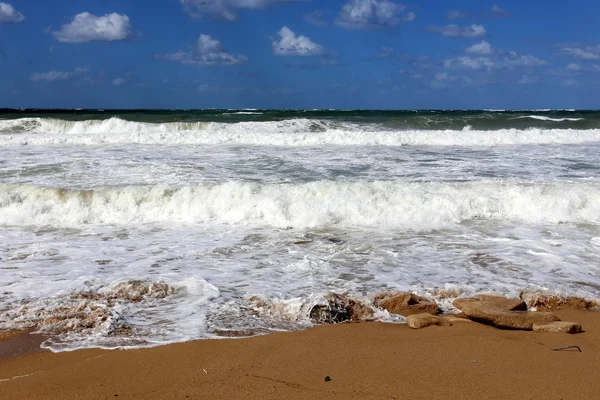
(2, 117), (600, 146)
(512, 115), (584, 122)
(1, 181), (599, 229)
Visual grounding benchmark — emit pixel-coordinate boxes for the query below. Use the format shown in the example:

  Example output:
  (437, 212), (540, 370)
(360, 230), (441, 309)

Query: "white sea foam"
(2, 112), (600, 352)
(512, 115), (584, 122)
(1, 181), (599, 229)
(1, 276), (220, 351)
(224, 112), (263, 115)
(0, 117), (600, 147)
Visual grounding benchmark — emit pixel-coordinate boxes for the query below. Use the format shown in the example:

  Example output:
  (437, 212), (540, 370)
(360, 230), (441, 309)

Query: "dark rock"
(309, 293), (373, 324)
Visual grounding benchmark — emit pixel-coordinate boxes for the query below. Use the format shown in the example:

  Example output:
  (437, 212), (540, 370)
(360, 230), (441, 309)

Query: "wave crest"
(2, 117), (600, 146)
(1, 181), (599, 229)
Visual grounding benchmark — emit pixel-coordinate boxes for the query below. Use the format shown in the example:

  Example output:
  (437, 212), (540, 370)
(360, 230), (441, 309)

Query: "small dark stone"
(324, 376), (332, 382)
(310, 293), (356, 324)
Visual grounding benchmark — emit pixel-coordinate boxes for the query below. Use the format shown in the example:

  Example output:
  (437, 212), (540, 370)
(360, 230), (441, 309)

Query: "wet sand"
(1, 309), (599, 400)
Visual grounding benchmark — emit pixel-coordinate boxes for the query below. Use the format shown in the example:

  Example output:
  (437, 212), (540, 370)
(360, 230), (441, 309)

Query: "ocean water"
(1, 109), (600, 351)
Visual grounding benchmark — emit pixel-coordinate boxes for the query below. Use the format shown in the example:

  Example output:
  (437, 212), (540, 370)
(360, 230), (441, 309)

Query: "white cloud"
(566, 63), (582, 71)
(0, 2), (24, 23)
(447, 10), (467, 20)
(112, 77), (127, 86)
(428, 72), (459, 89)
(272, 26), (325, 56)
(504, 53), (547, 67)
(52, 13), (133, 43)
(428, 24), (487, 38)
(181, 0), (302, 21)
(30, 67), (90, 82)
(466, 41), (493, 55)
(560, 46), (600, 61)
(304, 10), (328, 27)
(336, 0), (415, 29)
(377, 47), (394, 58)
(31, 71), (73, 82)
(490, 5), (510, 17)
(158, 34), (248, 66)
(444, 56), (496, 70)
(445, 52), (547, 71)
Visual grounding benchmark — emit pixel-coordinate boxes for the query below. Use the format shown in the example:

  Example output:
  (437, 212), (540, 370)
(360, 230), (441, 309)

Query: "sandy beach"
(1, 308), (599, 400)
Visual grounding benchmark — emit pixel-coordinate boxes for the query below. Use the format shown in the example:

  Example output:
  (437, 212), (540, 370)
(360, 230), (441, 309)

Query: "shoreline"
(2, 308), (600, 399)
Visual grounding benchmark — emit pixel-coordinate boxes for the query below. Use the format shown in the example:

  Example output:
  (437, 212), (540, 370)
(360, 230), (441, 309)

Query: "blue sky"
(1, 0), (599, 109)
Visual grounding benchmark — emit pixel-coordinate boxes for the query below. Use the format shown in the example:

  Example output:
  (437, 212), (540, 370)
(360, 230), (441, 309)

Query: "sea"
(1, 109), (600, 351)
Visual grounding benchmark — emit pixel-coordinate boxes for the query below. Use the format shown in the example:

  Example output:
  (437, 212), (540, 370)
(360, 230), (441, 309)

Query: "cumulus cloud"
(490, 5), (510, 17)
(466, 41), (493, 55)
(272, 26), (325, 56)
(427, 24), (487, 38)
(181, 0), (302, 21)
(560, 46), (600, 61)
(428, 71), (458, 89)
(336, 0), (415, 29)
(157, 34), (248, 66)
(52, 13), (133, 43)
(504, 53), (547, 67)
(304, 10), (328, 27)
(444, 56), (496, 70)
(0, 2), (24, 23)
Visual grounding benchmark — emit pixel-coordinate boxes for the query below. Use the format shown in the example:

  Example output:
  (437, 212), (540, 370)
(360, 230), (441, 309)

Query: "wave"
(2, 117), (600, 147)
(512, 115), (584, 122)
(1, 181), (599, 229)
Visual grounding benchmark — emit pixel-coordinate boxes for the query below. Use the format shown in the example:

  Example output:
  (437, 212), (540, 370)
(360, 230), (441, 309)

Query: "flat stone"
(378, 293), (440, 317)
(442, 315), (473, 324)
(454, 298), (559, 330)
(406, 313), (448, 329)
(453, 295), (527, 312)
(533, 321), (582, 334)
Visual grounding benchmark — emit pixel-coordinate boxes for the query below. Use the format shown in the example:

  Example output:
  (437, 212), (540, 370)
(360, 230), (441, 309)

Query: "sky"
(1, 0), (600, 109)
